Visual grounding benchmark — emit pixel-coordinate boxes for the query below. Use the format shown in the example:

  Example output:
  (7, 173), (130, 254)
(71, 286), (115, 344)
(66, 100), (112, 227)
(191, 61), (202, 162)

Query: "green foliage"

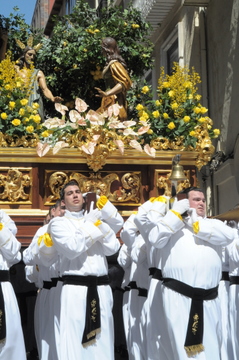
(2, 0), (154, 118)
(35, 0), (154, 116)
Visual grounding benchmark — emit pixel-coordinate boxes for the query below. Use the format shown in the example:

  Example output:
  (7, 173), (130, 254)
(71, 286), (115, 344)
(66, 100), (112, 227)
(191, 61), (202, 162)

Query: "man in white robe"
(0, 209), (26, 359)
(148, 187), (235, 359)
(48, 180), (120, 360)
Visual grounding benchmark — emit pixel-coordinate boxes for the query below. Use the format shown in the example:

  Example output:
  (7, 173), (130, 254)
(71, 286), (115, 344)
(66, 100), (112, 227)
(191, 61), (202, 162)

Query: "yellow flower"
(141, 86), (150, 94)
(41, 130), (50, 138)
(147, 129), (153, 134)
(26, 125), (34, 133)
(12, 119), (21, 126)
(198, 117), (206, 123)
(155, 100), (160, 106)
(16, 82), (21, 88)
(183, 116), (190, 123)
(200, 107), (208, 114)
(193, 107), (201, 114)
(83, 48), (88, 52)
(33, 115), (41, 124)
(171, 102), (179, 110)
(73, 64), (78, 69)
(136, 104), (144, 111)
(5, 84), (10, 90)
(168, 90), (174, 97)
(94, 29), (100, 33)
(213, 129), (220, 137)
(9, 101), (16, 109)
(195, 94), (201, 101)
(163, 113), (169, 119)
(168, 122), (175, 130)
(183, 81), (192, 88)
(32, 102), (40, 110)
(0, 223), (4, 231)
(207, 125), (212, 130)
(23, 117), (30, 123)
(19, 108), (25, 116)
(139, 114), (149, 122)
(124, 22), (127, 26)
(152, 110), (160, 118)
(132, 24), (140, 29)
(63, 41), (68, 47)
(1, 113), (7, 120)
(188, 94), (193, 100)
(162, 82), (170, 88)
(20, 99), (28, 106)
(190, 130), (196, 137)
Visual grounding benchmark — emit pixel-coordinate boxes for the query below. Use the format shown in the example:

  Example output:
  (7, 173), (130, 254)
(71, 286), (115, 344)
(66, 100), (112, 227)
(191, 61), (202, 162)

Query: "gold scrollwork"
(157, 170), (191, 197)
(45, 170), (141, 205)
(0, 168), (32, 203)
(110, 172), (141, 203)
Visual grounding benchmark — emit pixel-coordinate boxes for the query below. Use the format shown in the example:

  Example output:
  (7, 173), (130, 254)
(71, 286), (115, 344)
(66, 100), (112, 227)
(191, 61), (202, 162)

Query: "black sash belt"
(149, 267), (157, 276)
(221, 272), (229, 281)
(230, 275), (239, 285)
(115, 286), (125, 293)
(162, 277), (218, 357)
(138, 287), (148, 297)
(62, 274), (109, 347)
(43, 281), (54, 290)
(152, 268), (163, 281)
(124, 281), (137, 292)
(0, 270), (10, 343)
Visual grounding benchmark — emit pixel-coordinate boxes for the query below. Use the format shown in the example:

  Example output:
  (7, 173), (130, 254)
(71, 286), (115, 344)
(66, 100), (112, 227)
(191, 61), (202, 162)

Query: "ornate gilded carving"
(0, 168), (32, 203)
(156, 170), (191, 197)
(44, 170), (141, 205)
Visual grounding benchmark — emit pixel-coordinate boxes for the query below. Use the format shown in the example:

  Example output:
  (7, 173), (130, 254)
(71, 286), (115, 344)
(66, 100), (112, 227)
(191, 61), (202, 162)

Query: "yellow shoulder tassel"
(170, 209), (183, 221)
(96, 196), (108, 209)
(94, 220), (102, 227)
(193, 221), (200, 234)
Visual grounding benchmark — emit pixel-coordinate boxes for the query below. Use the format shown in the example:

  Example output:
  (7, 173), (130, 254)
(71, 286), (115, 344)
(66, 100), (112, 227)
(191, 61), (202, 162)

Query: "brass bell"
(169, 163), (186, 181)
(169, 154), (186, 181)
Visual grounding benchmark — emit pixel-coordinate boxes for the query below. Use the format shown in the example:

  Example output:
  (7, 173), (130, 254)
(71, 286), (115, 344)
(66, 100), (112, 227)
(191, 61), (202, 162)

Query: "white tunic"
(0, 210), (26, 359)
(228, 231), (239, 360)
(48, 209), (120, 360)
(149, 210), (235, 360)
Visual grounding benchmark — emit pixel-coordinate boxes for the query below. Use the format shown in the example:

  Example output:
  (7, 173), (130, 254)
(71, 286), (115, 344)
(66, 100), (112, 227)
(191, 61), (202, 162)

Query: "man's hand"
(84, 201), (101, 223)
(172, 199), (190, 215)
(185, 208), (198, 227)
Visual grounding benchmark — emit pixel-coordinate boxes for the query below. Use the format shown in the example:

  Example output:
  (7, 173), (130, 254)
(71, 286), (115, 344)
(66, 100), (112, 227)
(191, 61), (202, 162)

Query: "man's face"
(51, 203), (65, 218)
(62, 185), (84, 212)
(188, 190), (206, 217)
(24, 50), (36, 65)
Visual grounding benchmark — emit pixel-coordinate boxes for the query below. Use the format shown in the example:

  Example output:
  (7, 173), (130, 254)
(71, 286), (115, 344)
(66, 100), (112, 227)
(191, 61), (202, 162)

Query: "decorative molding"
(0, 167), (32, 204)
(0, 148), (199, 166)
(44, 170), (142, 206)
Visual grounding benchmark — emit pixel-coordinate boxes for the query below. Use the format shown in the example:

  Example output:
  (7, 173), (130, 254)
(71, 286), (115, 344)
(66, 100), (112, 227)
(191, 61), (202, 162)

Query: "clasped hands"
(84, 201), (101, 224)
(172, 199), (198, 227)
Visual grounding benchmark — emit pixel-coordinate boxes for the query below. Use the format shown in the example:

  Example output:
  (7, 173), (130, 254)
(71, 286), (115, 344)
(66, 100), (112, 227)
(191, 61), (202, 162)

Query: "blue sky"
(0, 0), (37, 25)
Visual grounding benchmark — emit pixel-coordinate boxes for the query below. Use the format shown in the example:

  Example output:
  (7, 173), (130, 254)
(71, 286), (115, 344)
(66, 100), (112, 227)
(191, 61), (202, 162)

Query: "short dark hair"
(179, 187), (204, 198)
(60, 180), (80, 200)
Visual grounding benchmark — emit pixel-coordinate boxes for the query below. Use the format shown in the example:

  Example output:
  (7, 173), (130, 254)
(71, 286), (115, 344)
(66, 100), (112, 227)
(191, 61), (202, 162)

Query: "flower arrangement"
(0, 57), (217, 171)
(35, 63), (218, 170)
(133, 63), (220, 151)
(0, 53), (41, 146)
(36, 99), (156, 159)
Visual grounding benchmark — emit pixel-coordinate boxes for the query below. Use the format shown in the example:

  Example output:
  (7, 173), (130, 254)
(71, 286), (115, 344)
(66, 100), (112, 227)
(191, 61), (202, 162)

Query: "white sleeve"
(149, 210), (184, 249)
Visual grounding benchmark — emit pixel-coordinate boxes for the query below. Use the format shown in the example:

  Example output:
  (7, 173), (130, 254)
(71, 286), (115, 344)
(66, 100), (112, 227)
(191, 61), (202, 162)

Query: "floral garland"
(0, 57), (218, 170)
